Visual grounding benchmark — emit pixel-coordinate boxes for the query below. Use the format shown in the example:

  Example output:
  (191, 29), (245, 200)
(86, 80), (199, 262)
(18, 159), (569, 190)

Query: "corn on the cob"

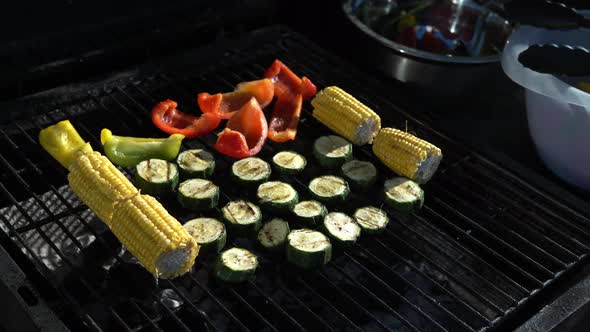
(372, 128), (442, 184)
(39, 120), (199, 279)
(311, 86), (381, 145)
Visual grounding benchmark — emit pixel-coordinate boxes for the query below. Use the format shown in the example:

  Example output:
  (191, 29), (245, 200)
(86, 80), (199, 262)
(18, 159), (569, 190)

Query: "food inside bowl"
(352, 0), (510, 57)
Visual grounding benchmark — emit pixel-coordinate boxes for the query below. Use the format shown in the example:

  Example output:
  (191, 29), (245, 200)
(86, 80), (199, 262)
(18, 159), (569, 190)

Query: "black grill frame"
(0, 26), (589, 331)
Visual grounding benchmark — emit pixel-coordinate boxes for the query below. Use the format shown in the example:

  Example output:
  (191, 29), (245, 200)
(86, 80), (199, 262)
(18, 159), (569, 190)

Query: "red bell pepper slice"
(215, 97), (268, 158)
(197, 79), (274, 120)
(151, 99), (221, 139)
(268, 94), (302, 143)
(264, 60), (317, 100)
(263, 60), (316, 143)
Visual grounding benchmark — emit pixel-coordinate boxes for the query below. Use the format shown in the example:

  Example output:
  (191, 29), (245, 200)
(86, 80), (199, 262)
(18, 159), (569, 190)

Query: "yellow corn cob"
(311, 86), (381, 145)
(111, 194), (198, 278)
(372, 128), (442, 184)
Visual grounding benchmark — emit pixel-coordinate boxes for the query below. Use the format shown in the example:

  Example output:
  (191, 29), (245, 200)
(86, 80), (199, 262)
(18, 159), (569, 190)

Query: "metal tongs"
(498, 0), (590, 76)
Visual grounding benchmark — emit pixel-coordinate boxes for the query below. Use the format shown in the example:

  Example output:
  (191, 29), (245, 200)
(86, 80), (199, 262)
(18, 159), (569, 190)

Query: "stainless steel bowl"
(343, 0), (513, 97)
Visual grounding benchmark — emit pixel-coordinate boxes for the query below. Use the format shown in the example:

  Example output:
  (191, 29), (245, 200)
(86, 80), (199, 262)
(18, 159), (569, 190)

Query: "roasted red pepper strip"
(263, 60), (316, 143)
(215, 97), (268, 158)
(264, 59), (317, 100)
(198, 79), (274, 120)
(151, 99), (221, 139)
(268, 94), (302, 143)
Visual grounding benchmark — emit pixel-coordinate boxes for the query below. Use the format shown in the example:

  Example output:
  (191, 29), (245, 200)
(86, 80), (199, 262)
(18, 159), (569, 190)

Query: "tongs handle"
(502, 0), (590, 30)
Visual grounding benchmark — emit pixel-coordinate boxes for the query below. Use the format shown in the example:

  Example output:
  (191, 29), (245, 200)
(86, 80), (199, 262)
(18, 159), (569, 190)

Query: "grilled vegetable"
(257, 218), (290, 251)
(213, 248), (258, 283)
(215, 98), (268, 158)
(308, 176), (350, 204)
(41, 121), (198, 279)
(177, 179), (219, 210)
(354, 206), (389, 234)
(257, 181), (299, 213)
(198, 79), (274, 119)
(134, 159), (179, 196)
(231, 157), (271, 186)
(322, 212), (361, 246)
(311, 86), (381, 145)
(100, 129), (184, 168)
(268, 94), (303, 143)
(383, 177), (424, 212)
(341, 160), (377, 191)
(151, 99), (221, 138)
(183, 218), (226, 255)
(272, 151), (307, 175)
(286, 229), (332, 270)
(221, 200), (262, 235)
(313, 135), (353, 169)
(292, 200), (327, 227)
(38, 120), (93, 169)
(264, 59), (317, 100)
(176, 149), (215, 179)
(373, 128), (442, 184)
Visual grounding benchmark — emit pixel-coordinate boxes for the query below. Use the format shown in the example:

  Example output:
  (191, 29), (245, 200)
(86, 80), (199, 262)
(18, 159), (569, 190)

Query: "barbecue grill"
(1, 2), (590, 332)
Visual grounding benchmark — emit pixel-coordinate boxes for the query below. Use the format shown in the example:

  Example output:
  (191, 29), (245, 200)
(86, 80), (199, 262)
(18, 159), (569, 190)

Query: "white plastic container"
(502, 25), (590, 190)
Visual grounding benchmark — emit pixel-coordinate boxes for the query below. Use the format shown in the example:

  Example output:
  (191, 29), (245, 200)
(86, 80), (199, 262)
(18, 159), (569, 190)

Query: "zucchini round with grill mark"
(213, 247), (258, 283)
(308, 176), (350, 204)
(221, 200), (262, 236)
(292, 200), (327, 227)
(323, 212), (361, 246)
(231, 157), (271, 186)
(286, 229), (332, 270)
(134, 159), (179, 195)
(177, 178), (219, 210)
(177, 149), (215, 179)
(383, 177), (424, 213)
(354, 206), (389, 234)
(257, 181), (299, 213)
(257, 218), (290, 251)
(183, 218), (226, 254)
(341, 160), (377, 191)
(313, 135), (353, 169)
(272, 151), (307, 175)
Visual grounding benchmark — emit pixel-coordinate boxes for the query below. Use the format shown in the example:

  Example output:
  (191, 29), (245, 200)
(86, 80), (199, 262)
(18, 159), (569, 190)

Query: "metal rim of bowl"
(342, 1), (510, 65)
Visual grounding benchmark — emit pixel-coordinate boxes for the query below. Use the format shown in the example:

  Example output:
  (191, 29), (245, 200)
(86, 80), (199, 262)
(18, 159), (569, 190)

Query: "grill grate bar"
(450, 169), (582, 260)
(461, 162), (590, 248)
(130, 300), (162, 331)
(427, 185), (555, 279)
(350, 244), (482, 331)
(227, 287), (280, 332)
(434, 176), (571, 270)
(164, 280), (221, 332)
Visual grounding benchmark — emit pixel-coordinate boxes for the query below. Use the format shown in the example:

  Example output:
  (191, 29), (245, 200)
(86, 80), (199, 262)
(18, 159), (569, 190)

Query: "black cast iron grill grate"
(0, 27), (589, 332)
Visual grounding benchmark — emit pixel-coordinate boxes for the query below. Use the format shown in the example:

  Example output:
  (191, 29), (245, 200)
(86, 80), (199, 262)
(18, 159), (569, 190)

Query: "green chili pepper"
(100, 129), (184, 167)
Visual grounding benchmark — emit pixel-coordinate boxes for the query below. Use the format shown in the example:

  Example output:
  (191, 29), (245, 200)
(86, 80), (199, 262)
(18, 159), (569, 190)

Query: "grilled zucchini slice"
(257, 218), (290, 251)
(341, 160), (377, 191)
(286, 229), (332, 270)
(323, 212), (361, 246)
(313, 135), (353, 169)
(383, 177), (424, 213)
(257, 181), (299, 213)
(134, 159), (179, 195)
(308, 176), (350, 204)
(213, 248), (258, 283)
(177, 149), (215, 179)
(354, 206), (389, 234)
(183, 218), (226, 254)
(177, 178), (219, 210)
(231, 157), (271, 186)
(272, 151), (307, 175)
(221, 200), (262, 236)
(292, 200), (328, 227)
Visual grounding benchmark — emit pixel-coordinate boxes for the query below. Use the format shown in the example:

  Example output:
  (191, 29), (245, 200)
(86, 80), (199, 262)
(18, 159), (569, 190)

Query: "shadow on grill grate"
(0, 26), (589, 332)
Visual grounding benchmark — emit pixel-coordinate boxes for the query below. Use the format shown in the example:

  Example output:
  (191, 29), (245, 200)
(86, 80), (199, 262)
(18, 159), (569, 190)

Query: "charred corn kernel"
(111, 194), (199, 278)
(372, 128), (442, 184)
(311, 86), (381, 145)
